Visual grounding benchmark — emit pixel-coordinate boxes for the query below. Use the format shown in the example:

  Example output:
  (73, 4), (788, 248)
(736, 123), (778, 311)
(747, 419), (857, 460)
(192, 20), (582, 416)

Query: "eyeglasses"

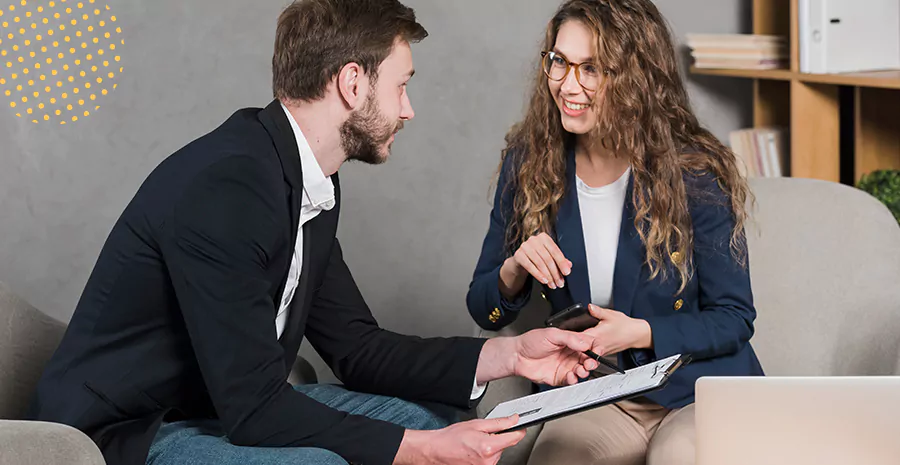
(541, 51), (603, 92)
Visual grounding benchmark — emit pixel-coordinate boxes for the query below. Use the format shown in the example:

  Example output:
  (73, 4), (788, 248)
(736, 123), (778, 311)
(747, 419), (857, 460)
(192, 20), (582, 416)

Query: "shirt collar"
(280, 103), (335, 211)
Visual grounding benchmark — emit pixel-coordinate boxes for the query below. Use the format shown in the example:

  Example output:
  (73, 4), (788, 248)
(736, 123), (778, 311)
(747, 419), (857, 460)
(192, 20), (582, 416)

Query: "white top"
(576, 166), (630, 308)
(276, 104), (336, 339)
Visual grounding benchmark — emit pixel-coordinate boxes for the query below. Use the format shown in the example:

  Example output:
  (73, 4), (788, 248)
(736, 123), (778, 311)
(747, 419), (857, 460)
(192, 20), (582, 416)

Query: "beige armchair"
(475, 177), (900, 465)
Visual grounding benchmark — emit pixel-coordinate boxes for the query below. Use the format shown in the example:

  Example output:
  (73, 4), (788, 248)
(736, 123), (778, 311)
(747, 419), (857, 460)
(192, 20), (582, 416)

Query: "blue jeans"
(147, 384), (454, 465)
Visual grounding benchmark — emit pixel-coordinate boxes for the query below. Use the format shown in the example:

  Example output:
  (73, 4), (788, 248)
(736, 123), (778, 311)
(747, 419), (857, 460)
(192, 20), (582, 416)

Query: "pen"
(585, 350), (626, 375)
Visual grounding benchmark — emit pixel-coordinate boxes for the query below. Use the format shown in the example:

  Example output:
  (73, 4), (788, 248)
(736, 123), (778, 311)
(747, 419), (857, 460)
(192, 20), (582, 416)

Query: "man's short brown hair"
(272, 0), (427, 102)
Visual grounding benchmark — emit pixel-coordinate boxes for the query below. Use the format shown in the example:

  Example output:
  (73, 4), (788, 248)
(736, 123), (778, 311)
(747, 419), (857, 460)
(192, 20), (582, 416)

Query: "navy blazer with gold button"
(466, 147), (764, 409)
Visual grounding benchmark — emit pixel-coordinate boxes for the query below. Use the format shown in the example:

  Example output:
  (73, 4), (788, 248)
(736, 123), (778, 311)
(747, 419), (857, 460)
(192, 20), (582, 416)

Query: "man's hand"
(475, 328), (600, 387)
(511, 327), (602, 386)
(584, 304), (653, 356)
(393, 416), (526, 465)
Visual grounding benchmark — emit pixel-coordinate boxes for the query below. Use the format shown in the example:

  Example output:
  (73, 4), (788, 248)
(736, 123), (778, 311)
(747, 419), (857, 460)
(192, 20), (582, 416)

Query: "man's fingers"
(471, 415), (519, 433)
(544, 327), (593, 353)
(540, 234), (572, 276)
(478, 430), (526, 462)
(565, 371), (578, 385)
(486, 429), (526, 455)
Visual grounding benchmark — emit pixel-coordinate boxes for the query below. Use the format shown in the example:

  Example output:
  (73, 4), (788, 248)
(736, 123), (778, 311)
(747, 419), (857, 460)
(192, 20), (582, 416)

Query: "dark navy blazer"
(467, 147), (764, 409)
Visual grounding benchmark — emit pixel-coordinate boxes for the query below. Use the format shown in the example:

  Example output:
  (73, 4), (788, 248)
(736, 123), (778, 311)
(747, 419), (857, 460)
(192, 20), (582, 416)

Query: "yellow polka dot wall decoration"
(0, 0), (123, 123)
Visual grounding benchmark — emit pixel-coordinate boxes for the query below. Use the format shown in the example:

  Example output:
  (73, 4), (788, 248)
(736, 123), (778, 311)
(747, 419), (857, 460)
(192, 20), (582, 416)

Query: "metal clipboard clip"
(653, 355), (692, 379)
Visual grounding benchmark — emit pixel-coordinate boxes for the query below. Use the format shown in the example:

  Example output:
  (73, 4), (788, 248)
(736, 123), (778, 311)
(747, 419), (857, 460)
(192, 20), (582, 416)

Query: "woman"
(466, 1), (764, 464)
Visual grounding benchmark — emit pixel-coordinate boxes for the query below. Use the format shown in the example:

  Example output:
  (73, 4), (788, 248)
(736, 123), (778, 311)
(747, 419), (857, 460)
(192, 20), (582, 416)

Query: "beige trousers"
(526, 397), (695, 465)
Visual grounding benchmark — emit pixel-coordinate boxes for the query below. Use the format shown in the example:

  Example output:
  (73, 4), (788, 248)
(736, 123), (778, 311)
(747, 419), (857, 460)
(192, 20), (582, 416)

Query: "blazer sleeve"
(466, 152), (533, 331)
(165, 156), (405, 465)
(642, 173), (756, 362)
(304, 238), (487, 412)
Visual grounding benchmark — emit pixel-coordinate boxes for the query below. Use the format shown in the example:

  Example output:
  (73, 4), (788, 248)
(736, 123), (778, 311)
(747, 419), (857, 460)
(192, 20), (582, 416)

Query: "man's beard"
(340, 92), (403, 165)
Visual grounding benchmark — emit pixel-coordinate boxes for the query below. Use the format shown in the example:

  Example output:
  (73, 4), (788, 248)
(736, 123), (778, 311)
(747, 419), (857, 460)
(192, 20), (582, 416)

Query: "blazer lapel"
(259, 99), (303, 244)
(279, 175), (342, 372)
(611, 173), (643, 317)
(279, 224), (313, 371)
(258, 99), (308, 360)
(554, 147), (591, 309)
(260, 99), (304, 248)
(259, 99), (304, 192)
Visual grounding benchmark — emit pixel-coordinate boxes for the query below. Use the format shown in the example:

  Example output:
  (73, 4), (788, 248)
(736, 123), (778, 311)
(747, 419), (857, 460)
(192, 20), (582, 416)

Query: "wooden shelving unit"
(689, 0), (900, 184)
(692, 68), (900, 90)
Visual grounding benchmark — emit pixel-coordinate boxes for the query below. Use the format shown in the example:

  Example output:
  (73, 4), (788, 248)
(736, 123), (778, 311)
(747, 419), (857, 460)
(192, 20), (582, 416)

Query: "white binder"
(799, 0), (900, 74)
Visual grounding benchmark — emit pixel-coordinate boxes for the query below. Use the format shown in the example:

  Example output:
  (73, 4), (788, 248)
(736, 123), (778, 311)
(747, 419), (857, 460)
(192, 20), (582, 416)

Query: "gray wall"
(0, 0), (750, 379)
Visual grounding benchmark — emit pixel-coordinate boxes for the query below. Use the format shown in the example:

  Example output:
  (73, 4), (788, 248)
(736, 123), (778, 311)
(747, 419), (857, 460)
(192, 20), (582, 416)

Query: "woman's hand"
(583, 304), (654, 355)
(499, 233), (572, 298)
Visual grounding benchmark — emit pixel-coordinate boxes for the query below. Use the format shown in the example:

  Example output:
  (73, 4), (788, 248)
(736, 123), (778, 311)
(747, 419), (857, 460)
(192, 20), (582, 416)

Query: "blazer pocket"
(83, 381), (163, 418)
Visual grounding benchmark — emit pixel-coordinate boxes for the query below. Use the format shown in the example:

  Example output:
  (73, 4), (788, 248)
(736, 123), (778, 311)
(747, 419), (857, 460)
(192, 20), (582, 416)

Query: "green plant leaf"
(857, 170), (900, 225)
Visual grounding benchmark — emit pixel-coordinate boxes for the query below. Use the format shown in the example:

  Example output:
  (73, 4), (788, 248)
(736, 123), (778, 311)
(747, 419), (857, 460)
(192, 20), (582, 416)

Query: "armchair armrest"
(288, 355), (319, 386)
(0, 420), (105, 465)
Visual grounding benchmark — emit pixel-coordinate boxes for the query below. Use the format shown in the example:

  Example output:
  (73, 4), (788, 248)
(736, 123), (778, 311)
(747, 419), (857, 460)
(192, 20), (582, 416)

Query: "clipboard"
(484, 353), (691, 433)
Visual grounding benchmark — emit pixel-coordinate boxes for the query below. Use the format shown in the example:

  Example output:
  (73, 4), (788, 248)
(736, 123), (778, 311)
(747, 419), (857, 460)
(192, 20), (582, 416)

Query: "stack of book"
(729, 127), (789, 178)
(686, 34), (788, 70)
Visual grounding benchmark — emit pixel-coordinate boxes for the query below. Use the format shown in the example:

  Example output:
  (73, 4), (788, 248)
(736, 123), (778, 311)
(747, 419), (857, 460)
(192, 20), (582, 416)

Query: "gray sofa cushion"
(0, 282), (66, 420)
(746, 178), (900, 376)
(0, 420), (105, 465)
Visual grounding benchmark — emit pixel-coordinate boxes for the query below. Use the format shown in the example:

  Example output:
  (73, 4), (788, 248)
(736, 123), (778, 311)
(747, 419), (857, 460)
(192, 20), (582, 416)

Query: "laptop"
(695, 376), (900, 465)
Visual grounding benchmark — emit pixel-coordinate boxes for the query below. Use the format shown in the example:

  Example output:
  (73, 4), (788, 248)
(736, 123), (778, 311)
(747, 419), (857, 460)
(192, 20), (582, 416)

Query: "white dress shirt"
(276, 104), (484, 399)
(276, 104), (336, 339)
(576, 166), (630, 308)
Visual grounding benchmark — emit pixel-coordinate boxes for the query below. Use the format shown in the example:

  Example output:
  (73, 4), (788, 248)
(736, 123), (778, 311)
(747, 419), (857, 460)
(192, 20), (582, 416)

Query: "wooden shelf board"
(798, 70), (900, 90)
(690, 67), (900, 90)
(690, 67), (794, 81)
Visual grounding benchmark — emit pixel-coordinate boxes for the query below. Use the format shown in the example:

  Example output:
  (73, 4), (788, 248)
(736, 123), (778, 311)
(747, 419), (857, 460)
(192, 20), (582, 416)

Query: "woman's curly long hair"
(502, 0), (751, 292)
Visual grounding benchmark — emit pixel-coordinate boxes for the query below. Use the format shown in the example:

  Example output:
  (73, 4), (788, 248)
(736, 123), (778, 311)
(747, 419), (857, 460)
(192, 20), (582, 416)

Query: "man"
(28, 1), (603, 464)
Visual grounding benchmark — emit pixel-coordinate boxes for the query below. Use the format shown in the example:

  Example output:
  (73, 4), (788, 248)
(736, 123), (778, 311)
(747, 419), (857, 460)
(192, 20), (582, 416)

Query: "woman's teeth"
(564, 101), (588, 111)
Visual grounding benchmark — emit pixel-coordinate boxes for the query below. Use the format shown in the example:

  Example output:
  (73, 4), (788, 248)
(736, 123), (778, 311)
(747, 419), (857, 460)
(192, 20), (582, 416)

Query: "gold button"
(489, 307), (501, 323)
(674, 299), (684, 311)
(671, 251), (683, 264)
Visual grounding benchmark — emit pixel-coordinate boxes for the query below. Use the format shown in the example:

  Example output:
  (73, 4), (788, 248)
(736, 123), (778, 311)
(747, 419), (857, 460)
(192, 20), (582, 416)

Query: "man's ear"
(336, 62), (365, 110)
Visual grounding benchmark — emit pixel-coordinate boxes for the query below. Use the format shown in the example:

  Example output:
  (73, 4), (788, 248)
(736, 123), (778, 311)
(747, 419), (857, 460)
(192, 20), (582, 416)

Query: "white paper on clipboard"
(484, 354), (686, 430)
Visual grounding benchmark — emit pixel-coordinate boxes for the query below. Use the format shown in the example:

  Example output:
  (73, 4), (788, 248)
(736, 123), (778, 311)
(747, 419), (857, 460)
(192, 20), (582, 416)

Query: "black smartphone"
(544, 303), (599, 332)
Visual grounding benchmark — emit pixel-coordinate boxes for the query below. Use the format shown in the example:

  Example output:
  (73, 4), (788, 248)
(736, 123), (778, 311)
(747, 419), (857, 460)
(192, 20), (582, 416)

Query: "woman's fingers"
(515, 247), (549, 285)
(533, 242), (563, 288)
(516, 233), (572, 289)
(539, 233), (572, 276)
